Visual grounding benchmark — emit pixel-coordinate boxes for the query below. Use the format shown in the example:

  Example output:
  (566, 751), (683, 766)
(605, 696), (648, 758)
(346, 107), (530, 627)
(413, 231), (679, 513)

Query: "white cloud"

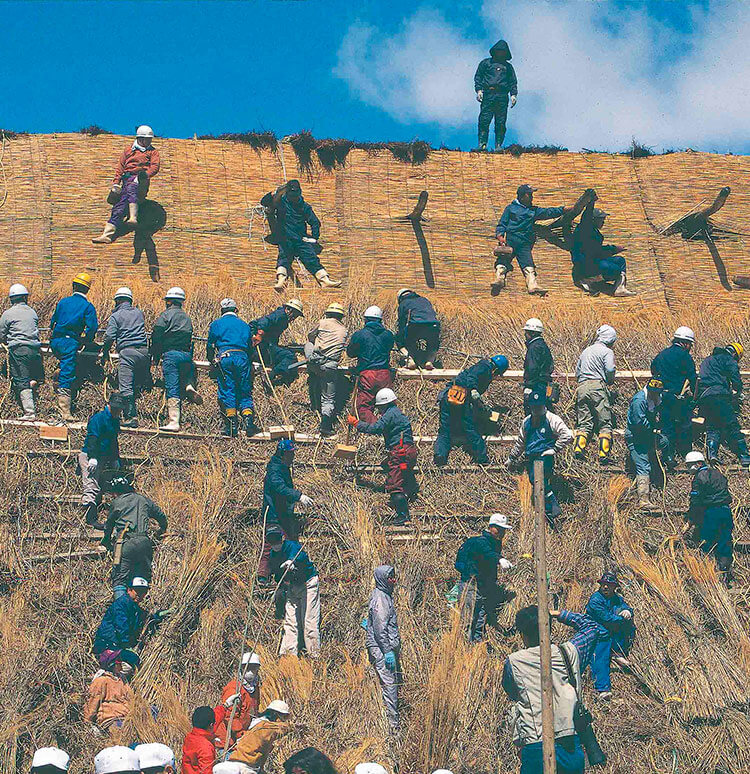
(334, 1), (750, 152)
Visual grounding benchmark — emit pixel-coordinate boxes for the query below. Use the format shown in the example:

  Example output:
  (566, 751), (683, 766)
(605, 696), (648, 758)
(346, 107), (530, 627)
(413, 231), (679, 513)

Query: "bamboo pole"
(533, 458), (557, 774)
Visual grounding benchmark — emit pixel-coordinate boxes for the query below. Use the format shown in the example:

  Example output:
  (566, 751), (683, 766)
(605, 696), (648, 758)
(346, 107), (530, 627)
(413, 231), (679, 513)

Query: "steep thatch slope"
(1, 279), (750, 774)
(0, 134), (748, 314)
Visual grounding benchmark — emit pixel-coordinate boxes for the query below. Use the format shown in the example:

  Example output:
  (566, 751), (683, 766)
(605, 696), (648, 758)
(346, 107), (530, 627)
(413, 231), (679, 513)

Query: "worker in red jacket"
(93, 125), (160, 244)
(182, 706), (216, 774)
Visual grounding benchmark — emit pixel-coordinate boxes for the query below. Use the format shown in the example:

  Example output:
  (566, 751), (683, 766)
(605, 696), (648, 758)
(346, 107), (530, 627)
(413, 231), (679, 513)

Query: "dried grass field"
(1, 276), (750, 773)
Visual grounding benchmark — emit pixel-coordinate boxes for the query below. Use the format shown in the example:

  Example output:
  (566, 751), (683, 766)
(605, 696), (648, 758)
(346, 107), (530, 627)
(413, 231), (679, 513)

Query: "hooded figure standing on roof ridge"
(474, 40), (517, 152)
(93, 126), (160, 244)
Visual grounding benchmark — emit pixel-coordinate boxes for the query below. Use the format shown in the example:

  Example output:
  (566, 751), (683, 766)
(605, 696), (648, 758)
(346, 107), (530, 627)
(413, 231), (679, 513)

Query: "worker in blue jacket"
(49, 271), (98, 420)
(258, 439), (313, 585)
(696, 343), (750, 466)
(395, 288), (440, 370)
(455, 513), (514, 642)
(433, 355), (509, 467)
(473, 39), (517, 151)
(348, 387), (418, 525)
(251, 299), (304, 386)
(585, 572), (635, 699)
(80, 392), (125, 528)
(93, 576), (150, 657)
(495, 186), (595, 295)
(651, 327), (697, 465)
(271, 179), (341, 291)
(206, 298), (257, 438)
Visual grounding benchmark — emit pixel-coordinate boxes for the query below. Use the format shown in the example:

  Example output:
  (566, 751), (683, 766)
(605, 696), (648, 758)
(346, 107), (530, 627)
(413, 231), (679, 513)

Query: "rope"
(278, 142), (289, 183)
(255, 345), (291, 430)
(0, 131), (8, 210)
(248, 204), (269, 250)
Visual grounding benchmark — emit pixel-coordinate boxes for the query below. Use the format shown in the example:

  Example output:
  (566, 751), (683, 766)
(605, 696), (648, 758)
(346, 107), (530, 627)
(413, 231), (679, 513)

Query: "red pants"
(357, 369), (394, 424)
(384, 443), (418, 495)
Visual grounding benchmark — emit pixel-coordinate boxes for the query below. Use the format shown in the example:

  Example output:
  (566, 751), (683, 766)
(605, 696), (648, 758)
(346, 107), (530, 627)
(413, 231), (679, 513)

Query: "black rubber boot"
(319, 414), (334, 437)
(222, 414), (238, 438)
(390, 493), (410, 526)
(84, 503), (104, 530)
(121, 398), (139, 428)
(243, 411), (261, 437)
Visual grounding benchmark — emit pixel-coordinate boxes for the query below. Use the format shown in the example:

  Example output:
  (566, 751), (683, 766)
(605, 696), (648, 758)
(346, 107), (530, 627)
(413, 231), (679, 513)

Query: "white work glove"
(499, 558), (514, 571)
(87, 458), (98, 473)
(476, 90), (483, 102)
(302, 236), (318, 244)
(280, 560), (297, 573)
(299, 494), (313, 507)
(510, 94), (517, 108)
(471, 389), (482, 402)
(619, 609), (633, 620)
(400, 347), (410, 357)
(541, 449), (555, 457)
(224, 692), (241, 708)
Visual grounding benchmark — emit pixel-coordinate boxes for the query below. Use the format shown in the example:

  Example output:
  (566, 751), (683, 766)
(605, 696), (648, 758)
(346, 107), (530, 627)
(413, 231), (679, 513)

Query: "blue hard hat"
(490, 354), (509, 373)
(277, 438), (296, 453)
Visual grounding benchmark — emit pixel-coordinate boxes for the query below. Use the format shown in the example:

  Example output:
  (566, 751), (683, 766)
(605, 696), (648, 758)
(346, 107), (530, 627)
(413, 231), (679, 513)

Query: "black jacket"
(151, 306), (193, 361)
(474, 40), (518, 95)
(651, 344), (696, 395)
(690, 465), (731, 512)
(396, 292), (438, 346)
(698, 348), (742, 400)
(347, 321), (394, 372)
(524, 336), (553, 387)
(263, 451), (301, 524)
(455, 530), (503, 590)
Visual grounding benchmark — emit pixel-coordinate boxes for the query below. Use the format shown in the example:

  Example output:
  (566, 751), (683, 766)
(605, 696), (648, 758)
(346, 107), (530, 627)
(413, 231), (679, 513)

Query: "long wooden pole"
(533, 458), (557, 774)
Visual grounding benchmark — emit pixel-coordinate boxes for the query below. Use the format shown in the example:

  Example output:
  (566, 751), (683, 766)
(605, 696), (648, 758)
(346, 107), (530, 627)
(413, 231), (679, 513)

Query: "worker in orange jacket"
(182, 706), (217, 774)
(213, 652), (262, 749)
(230, 700), (291, 771)
(93, 125), (160, 244)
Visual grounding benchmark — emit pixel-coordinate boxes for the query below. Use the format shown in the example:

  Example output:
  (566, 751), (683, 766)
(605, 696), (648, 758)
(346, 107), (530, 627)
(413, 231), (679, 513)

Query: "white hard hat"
(397, 288), (412, 300)
(489, 513), (513, 530)
(165, 286), (186, 302)
(685, 451), (706, 465)
(596, 324), (617, 345)
(135, 743), (175, 770)
(364, 305), (383, 320)
(355, 765), (388, 774)
(136, 125), (155, 138)
(431, 770), (455, 774)
(9, 283), (29, 297)
(94, 746), (140, 774)
(523, 318), (543, 333)
(220, 298), (237, 311)
(114, 286), (133, 301)
(375, 388), (397, 406)
(674, 326), (696, 343)
(266, 699), (290, 715)
(213, 765), (246, 774)
(241, 651), (261, 666)
(32, 748), (70, 772)
(130, 577), (149, 588)
(284, 298), (304, 316)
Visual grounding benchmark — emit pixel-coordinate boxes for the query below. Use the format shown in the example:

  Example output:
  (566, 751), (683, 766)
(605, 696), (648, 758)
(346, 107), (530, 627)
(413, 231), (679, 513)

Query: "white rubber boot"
(92, 223), (116, 244)
(274, 268), (288, 291)
(491, 265), (508, 290)
(614, 273), (636, 297)
(128, 202), (139, 228)
(19, 389), (36, 420)
(57, 390), (74, 421)
(315, 269), (342, 288)
(522, 267), (546, 295)
(159, 398), (181, 432)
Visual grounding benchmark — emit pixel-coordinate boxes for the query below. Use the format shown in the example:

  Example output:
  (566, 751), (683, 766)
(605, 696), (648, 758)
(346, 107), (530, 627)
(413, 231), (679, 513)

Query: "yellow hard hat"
(727, 342), (744, 361)
(73, 271), (92, 289)
(284, 298), (303, 316)
(326, 302), (345, 316)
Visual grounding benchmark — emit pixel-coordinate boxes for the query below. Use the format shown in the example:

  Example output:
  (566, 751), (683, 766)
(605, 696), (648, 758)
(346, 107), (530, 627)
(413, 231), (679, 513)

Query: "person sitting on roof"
(250, 299), (305, 387)
(93, 126), (160, 244)
(571, 198), (635, 297)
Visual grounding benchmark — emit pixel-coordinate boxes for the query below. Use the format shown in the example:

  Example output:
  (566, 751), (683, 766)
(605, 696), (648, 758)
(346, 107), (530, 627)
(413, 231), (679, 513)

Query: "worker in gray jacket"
(102, 475), (167, 599)
(101, 287), (150, 427)
(573, 325), (617, 465)
(0, 283), (44, 420)
(365, 565), (401, 733)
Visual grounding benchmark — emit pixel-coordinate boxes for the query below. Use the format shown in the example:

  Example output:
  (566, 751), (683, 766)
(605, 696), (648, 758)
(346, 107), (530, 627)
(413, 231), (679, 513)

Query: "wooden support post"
(533, 458), (557, 774)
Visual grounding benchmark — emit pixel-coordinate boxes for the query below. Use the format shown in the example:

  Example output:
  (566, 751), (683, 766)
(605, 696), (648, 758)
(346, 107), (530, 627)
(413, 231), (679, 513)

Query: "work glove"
(299, 494), (313, 507)
(384, 650), (397, 671)
(347, 415), (359, 427)
(541, 448), (555, 457)
(302, 236), (318, 244)
(252, 330), (264, 347)
(619, 609), (633, 620)
(510, 94), (517, 108)
(499, 558), (514, 571)
(224, 692), (241, 708)
(87, 457), (99, 474)
(496, 234), (507, 245)
(280, 559), (297, 573)
(476, 90), (483, 102)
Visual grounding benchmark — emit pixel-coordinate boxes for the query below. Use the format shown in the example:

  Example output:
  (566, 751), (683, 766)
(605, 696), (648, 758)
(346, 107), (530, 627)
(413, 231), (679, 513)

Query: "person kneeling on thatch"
(570, 198), (635, 297)
(229, 700), (291, 772)
(83, 648), (138, 734)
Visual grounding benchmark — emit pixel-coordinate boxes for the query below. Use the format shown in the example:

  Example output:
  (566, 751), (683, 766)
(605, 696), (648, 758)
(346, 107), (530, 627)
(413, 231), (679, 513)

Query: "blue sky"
(3, 1), (748, 153)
